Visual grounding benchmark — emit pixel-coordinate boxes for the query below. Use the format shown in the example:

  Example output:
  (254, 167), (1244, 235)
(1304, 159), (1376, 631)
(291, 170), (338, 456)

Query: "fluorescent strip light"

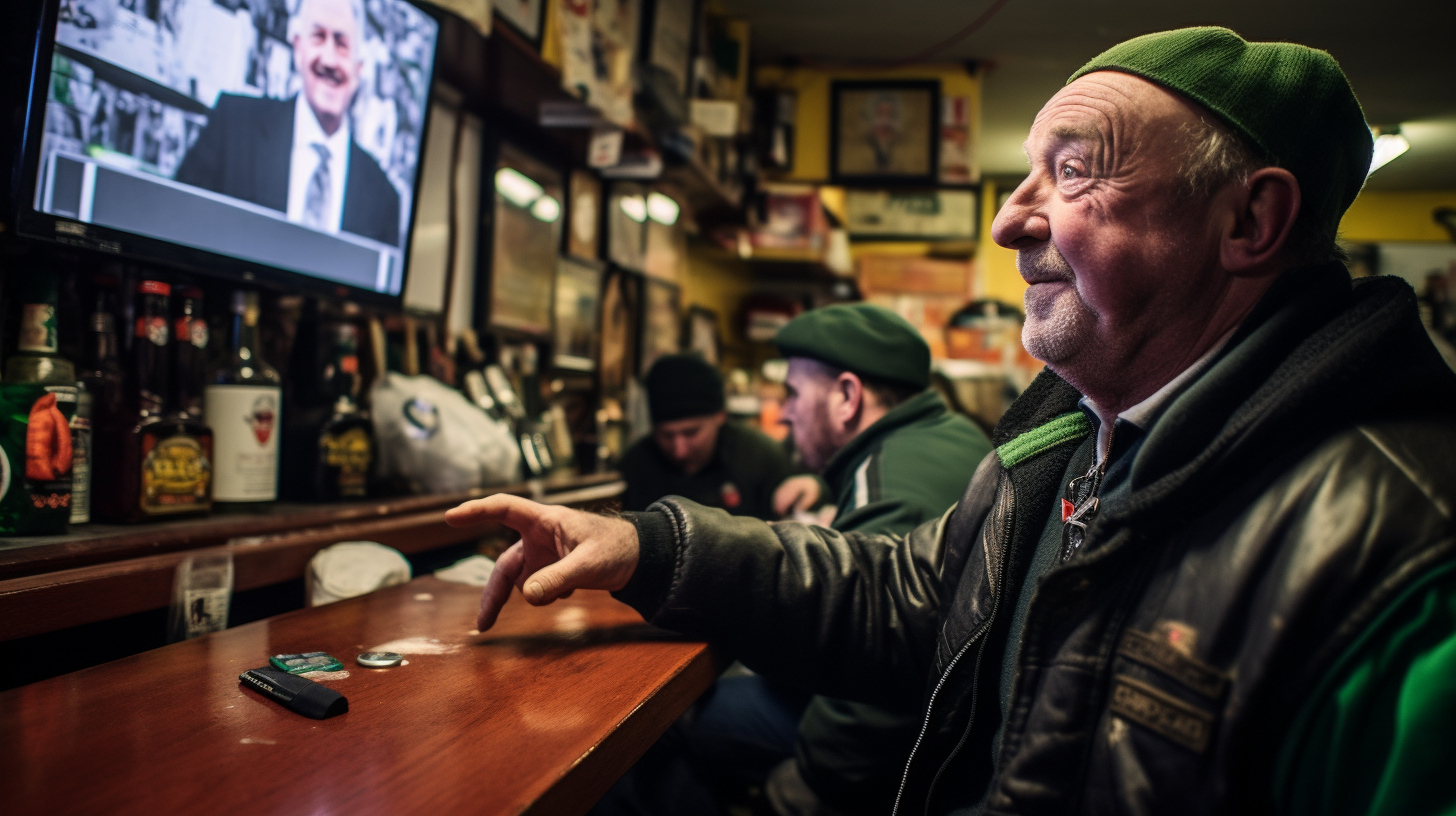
(530, 195), (562, 223)
(647, 192), (680, 225)
(495, 167), (543, 208)
(1368, 132), (1410, 177)
(619, 194), (647, 223)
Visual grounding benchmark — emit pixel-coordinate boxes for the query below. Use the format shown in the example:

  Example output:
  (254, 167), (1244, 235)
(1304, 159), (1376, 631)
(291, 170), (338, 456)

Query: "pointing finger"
(478, 542), (524, 631)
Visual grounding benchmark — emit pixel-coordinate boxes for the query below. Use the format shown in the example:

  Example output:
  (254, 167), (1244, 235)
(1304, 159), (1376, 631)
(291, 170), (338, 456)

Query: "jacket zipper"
(891, 469), (1017, 816)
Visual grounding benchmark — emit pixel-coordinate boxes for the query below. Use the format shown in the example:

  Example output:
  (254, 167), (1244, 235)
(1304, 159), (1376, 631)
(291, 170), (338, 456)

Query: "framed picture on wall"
(489, 143), (563, 336)
(553, 257), (604, 371)
(567, 170), (603, 260)
(683, 305), (720, 365)
(599, 267), (640, 394)
(495, 0), (546, 44)
(830, 80), (940, 185)
(607, 182), (648, 271)
(646, 0), (695, 97)
(638, 276), (682, 376)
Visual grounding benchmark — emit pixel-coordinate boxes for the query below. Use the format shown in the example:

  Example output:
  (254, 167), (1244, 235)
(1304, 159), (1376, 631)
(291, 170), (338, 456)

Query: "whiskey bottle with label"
(311, 321), (373, 500)
(205, 290), (281, 509)
(99, 279), (214, 522)
(0, 274), (78, 534)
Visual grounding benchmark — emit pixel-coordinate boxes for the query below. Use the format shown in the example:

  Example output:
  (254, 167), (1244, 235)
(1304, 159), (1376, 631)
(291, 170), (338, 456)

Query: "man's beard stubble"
(1018, 243), (1091, 365)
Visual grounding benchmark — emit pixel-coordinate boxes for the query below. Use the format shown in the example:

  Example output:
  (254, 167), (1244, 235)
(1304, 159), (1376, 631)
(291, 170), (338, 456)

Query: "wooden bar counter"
(0, 576), (723, 815)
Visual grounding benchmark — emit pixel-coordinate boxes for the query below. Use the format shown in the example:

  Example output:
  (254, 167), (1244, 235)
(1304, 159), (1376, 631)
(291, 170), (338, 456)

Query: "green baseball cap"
(775, 303), (930, 389)
(1069, 26), (1372, 240)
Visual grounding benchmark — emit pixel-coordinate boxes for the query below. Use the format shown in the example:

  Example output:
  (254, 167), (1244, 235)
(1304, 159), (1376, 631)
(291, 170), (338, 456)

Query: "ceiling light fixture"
(1368, 126), (1410, 177)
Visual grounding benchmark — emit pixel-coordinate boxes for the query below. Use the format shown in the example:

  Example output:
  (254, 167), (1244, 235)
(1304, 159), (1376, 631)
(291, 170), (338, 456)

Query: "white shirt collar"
(294, 92), (351, 159)
(1079, 325), (1238, 465)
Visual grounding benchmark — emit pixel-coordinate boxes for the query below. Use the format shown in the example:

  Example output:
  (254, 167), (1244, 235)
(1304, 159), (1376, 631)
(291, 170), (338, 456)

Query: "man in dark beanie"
(620, 352), (796, 520)
(452, 27), (1456, 815)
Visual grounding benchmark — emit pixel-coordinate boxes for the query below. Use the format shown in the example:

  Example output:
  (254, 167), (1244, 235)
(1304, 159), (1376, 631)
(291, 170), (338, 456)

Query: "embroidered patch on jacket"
(1117, 629), (1228, 699)
(1109, 675), (1215, 753)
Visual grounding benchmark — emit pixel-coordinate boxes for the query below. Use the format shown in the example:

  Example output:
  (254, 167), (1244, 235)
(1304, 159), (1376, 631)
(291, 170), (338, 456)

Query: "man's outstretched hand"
(445, 495), (641, 631)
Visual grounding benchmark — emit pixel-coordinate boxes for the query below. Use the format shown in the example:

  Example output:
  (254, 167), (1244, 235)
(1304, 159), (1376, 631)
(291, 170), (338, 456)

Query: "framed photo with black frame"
(683, 305), (720, 365)
(552, 256), (605, 371)
(638, 276), (682, 377)
(494, 0), (546, 45)
(830, 79), (940, 186)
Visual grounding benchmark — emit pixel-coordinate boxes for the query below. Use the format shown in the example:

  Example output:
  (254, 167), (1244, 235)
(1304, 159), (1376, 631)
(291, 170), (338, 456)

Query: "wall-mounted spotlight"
(495, 167), (544, 208)
(646, 192), (680, 225)
(619, 194), (647, 223)
(530, 195), (562, 223)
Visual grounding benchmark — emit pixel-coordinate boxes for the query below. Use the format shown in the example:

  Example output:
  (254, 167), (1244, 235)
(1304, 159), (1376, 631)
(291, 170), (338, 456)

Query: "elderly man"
(450, 27), (1456, 815)
(176, 0), (401, 245)
(620, 353), (795, 519)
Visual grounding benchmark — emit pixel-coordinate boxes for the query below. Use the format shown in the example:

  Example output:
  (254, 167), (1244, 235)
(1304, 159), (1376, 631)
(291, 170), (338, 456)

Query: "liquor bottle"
(311, 321), (373, 500)
(171, 285), (209, 420)
(77, 277), (126, 525)
(206, 290), (281, 509)
(1, 274), (79, 534)
(100, 279), (213, 521)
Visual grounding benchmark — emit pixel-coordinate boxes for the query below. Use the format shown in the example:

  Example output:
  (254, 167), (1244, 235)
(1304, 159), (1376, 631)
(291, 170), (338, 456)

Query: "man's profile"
(175, 0), (401, 246)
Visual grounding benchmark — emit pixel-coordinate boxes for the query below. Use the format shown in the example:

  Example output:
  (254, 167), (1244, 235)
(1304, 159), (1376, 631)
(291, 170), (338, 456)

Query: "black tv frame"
(7, 0), (442, 309)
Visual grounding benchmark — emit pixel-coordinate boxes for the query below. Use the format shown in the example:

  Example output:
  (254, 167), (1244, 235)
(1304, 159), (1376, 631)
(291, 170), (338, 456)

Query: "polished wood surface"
(0, 472), (623, 580)
(0, 577), (721, 816)
(0, 478), (625, 641)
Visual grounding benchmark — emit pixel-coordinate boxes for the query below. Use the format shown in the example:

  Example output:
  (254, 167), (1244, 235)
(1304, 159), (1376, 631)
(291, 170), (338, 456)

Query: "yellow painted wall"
(755, 63), (980, 183)
(1339, 190), (1456, 243)
(681, 244), (758, 370)
(978, 181), (1023, 305)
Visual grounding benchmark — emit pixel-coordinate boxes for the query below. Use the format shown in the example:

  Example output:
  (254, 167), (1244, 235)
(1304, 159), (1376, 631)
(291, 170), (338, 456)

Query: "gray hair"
(288, 0), (368, 45)
(1177, 116), (1345, 266)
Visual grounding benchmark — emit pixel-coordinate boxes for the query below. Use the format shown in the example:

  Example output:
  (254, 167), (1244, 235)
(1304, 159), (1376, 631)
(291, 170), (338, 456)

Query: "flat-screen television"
(14, 0), (440, 305)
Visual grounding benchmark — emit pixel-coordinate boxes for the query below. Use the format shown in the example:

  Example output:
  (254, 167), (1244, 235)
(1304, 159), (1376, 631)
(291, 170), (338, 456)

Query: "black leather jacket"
(618, 265), (1456, 815)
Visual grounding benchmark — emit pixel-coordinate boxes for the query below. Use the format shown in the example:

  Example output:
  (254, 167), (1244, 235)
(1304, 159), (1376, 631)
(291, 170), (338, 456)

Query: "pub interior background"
(0, 0), (1453, 691)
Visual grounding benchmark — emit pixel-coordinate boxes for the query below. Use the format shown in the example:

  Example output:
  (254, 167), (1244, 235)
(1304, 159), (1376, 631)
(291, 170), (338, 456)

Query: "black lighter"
(239, 666), (348, 719)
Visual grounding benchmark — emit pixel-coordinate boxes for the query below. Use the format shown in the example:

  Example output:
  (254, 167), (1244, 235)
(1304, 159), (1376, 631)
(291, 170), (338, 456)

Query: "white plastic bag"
(371, 373), (521, 493)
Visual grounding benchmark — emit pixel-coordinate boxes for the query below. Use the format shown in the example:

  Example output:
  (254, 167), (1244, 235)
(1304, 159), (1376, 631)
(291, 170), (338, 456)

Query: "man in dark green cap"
(620, 352), (796, 519)
(450, 27), (1456, 815)
(736, 302), (992, 816)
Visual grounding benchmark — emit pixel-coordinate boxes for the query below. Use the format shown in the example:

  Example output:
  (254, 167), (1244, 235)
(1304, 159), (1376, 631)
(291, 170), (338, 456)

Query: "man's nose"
(670, 438), (692, 460)
(990, 178), (1050, 250)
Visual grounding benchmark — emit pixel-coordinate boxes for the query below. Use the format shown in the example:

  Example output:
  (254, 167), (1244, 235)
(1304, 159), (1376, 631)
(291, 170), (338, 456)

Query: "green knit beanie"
(1069, 27), (1372, 240)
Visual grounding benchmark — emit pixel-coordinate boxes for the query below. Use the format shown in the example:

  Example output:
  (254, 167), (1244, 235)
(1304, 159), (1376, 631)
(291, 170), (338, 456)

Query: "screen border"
(12, 0), (443, 308)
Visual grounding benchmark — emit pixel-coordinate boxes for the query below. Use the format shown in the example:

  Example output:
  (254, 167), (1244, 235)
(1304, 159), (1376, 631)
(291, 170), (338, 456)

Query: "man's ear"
(1220, 167), (1301, 274)
(832, 372), (865, 428)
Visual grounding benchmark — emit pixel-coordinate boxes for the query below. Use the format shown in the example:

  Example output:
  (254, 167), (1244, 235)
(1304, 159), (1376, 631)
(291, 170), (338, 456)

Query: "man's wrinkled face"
(653, 413), (725, 476)
(779, 358), (842, 473)
(293, 0), (361, 134)
(991, 72), (1227, 385)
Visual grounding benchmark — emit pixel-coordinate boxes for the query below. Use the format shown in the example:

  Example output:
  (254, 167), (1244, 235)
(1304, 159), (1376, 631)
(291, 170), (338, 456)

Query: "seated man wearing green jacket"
(766, 303), (992, 816)
(451, 27), (1456, 816)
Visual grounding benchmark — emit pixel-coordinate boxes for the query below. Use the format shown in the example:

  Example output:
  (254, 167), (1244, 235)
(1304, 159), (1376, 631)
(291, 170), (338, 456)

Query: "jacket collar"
(821, 390), (948, 489)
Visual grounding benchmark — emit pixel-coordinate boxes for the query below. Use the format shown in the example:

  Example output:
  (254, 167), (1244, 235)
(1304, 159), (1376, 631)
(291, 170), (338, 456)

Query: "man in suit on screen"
(175, 0), (401, 246)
